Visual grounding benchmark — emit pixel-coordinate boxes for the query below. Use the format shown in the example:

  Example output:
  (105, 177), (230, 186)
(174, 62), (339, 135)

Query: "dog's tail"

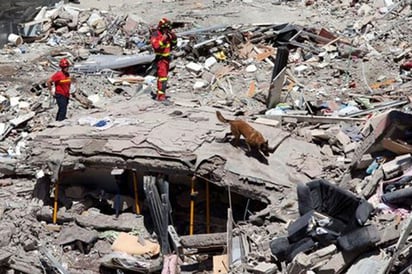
(216, 111), (230, 123)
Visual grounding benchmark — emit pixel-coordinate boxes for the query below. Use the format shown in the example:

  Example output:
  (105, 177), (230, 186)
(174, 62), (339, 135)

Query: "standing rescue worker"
(150, 18), (177, 102)
(47, 58), (72, 121)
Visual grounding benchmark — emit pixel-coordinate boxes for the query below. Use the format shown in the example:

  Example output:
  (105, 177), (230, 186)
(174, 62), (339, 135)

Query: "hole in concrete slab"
(169, 175), (267, 235)
(38, 167), (266, 235)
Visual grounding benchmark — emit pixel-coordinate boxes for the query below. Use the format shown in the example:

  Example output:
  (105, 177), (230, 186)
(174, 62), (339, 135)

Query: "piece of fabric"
(384, 175), (412, 193)
(270, 236), (316, 262)
(269, 236), (290, 261)
(355, 200), (374, 225)
(297, 179), (373, 233)
(286, 237), (316, 262)
(161, 254), (179, 274)
(310, 227), (341, 246)
(51, 71), (71, 98)
(337, 225), (380, 251)
(287, 210), (314, 243)
(55, 93), (69, 121)
(297, 182), (313, 216)
(156, 57), (170, 97)
(381, 187), (412, 207)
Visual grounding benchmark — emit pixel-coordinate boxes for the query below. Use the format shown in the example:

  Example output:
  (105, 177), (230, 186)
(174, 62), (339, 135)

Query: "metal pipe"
(52, 180), (59, 224)
(206, 181), (210, 233)
(189, 176), (196, 235)
(243, 198), (250, 221)
(133, 172), (141, 214)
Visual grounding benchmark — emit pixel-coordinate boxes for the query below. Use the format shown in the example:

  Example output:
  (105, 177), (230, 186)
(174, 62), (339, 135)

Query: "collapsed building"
(0, 0), (411, 273)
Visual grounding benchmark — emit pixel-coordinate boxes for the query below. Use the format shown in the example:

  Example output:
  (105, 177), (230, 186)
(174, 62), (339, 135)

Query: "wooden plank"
(227, 208), (232, 269)
(168, 225), (182, 255)
(382, 138), (412, 154)
(267, 67), (286, 109)
(260, 114), (366, 124)
(253, 46), (274, 66)
(180, 232), (227, 249)
(10, 111), (35, 127)
(254, 117), (280, 127)
(345, 100), (409, 118)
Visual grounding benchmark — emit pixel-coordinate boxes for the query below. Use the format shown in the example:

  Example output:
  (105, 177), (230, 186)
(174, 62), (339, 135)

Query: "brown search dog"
(216, 111), (269, 156)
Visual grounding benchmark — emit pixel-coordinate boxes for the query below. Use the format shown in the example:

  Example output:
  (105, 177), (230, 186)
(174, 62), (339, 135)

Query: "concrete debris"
(0, 0), (410, 273)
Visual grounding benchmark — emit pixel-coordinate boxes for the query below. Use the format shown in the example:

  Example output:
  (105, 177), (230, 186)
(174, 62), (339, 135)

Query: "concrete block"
(310, 129), (329, 140)
(357, 4), (373, 16)
(361, 168), (384, 198)
(246, 64), (257, 72)
(346, 253), (388, 274)
(0, 250), (12, 265)
(0, 226), (13, 247)
(287, 253), (310, 274)
(294, 65), (309, 75)
(287, 245), (337, 273)
(254, 117), (280, 127)
(302, 157), (323, 178)
(321, 145), (334, 156)
(336, 131), (351, 146)
(355, 154), (373, 170)
(249, 262), (278, 274)
(23, 239), (38, 251)
(201, 70), (215, 83)
(193, 81), (207, 90)
(44, 223), (61, 232)
(309, 244), (337, 266)
(377, 222), (401, 246)
(186, 62), (203, 74)
(317, 249), (362, 274)
(344, 142), (357, 154)
(382, 154), (411, 179)
(204, 56), (217, 70)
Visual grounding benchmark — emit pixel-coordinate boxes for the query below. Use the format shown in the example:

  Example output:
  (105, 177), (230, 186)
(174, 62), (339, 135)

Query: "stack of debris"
(0, 0), (410, 273)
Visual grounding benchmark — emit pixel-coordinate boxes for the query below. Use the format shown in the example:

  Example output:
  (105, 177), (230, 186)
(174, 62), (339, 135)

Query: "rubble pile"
(0, 0), (411, 273)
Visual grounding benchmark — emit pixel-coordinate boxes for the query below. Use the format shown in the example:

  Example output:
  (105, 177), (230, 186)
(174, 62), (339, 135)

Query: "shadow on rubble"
(216, 137), (269, 165)
(31, 168), (268, 273)
(245, 148), (269, 166)
(99, 266), (145, 274)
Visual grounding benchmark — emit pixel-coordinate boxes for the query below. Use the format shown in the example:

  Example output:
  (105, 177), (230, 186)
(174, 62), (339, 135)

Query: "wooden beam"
(259, 114), (366, 124)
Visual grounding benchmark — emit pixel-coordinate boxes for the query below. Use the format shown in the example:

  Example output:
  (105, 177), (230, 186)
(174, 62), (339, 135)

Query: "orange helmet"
(158, 18), (171, 29)
(59, 58), (70, 68)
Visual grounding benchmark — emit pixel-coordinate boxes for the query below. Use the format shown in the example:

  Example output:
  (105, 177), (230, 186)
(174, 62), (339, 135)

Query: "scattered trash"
(0, 0), (410, 273)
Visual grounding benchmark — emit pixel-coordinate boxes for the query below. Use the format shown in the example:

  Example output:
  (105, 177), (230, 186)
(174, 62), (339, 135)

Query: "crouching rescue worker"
(150, 18), (177, 102)
(47, 58), (72, 121)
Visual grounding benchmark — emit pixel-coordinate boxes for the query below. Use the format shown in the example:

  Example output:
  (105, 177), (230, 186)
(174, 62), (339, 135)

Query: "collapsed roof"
(0, 0), (411, 273)
(27, 98), (321, 205)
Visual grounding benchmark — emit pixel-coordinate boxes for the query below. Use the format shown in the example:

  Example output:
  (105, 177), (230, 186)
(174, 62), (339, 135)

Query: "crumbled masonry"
(0, 0), (411, 273)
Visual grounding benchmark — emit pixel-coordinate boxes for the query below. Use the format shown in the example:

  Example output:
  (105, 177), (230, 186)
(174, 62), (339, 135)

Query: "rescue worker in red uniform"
(47, 58), (72, 121)
(150, 18), (177, 101)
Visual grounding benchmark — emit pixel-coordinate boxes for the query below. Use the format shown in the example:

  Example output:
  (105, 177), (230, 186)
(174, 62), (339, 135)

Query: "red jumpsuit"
(150, 29), (177, 101)
(49, 70), (71, 121)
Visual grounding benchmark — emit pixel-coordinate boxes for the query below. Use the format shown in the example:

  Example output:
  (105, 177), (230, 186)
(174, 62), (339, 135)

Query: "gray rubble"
(0, 0), (411, 273)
